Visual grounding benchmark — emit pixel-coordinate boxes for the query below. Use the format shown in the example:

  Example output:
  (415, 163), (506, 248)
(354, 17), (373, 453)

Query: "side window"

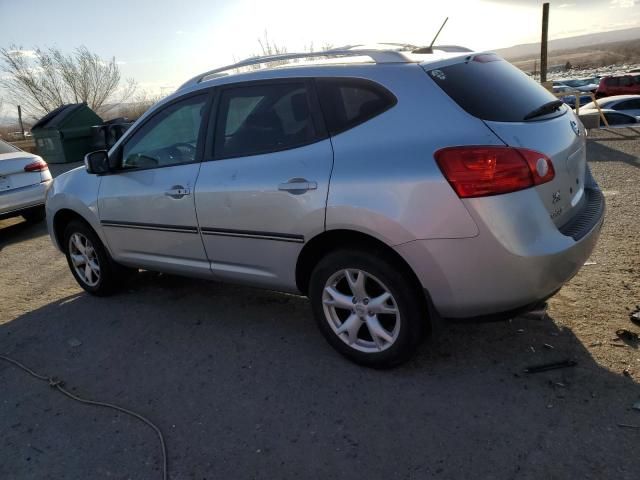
(316, 78), (397, 135)
(606, 77), (619, 87)
(606, 113), (634, 126)
(214, 83), (318, 159)
(619, 77), (632, 87)
(121, 94), (208, 169)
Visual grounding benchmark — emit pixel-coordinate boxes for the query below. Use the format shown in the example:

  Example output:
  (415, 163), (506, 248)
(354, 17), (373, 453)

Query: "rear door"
(424, 54), (587, 228)
(195, 79), (333, 291)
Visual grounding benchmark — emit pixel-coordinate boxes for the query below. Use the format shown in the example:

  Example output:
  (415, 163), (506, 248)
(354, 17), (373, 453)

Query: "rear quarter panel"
(323, 64), (503, 246)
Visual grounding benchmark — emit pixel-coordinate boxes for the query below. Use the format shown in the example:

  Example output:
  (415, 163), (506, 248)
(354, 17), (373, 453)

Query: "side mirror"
(84, 150), (110, 174)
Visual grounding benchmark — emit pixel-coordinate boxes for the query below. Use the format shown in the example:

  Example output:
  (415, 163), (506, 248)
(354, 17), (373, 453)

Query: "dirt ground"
(1, 129), (639, 479)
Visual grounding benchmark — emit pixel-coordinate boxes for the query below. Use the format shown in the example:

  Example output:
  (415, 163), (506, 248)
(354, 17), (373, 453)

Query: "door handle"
(165, 185), (191, 199)
(278, 179), (318, 193)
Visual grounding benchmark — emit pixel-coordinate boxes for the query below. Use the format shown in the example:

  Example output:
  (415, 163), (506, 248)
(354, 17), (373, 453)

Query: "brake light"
(434, 146), (555, 198)
(24, 159), (49, 172)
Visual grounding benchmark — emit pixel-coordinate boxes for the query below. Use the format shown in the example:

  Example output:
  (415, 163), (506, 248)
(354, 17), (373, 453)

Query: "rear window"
(0, 139), (20, 154)
(316, 78), (396, 135)
(426, 55), (560, 122)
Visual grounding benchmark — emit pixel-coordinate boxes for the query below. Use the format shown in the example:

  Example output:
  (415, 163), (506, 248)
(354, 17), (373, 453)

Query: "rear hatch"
(423, 54), (587, 228)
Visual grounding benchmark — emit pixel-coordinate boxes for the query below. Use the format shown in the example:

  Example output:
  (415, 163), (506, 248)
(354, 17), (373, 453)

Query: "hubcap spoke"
(323, 286), (355, 310)
(345, 270), (367, 299)
(365, 315), (394, 349)
(70, 253), (86, 267)
(72, 234), (86, 255)
(335, 314), (362, 345)
(368, 292), (398, 315)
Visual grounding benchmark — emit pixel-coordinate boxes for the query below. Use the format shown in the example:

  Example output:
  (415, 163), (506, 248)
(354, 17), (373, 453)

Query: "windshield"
(426, 55), (560, 122)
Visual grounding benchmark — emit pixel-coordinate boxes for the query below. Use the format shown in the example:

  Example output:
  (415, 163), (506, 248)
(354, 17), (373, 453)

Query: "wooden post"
(540, 2), (549, 83)
(17, 105), (25, 140)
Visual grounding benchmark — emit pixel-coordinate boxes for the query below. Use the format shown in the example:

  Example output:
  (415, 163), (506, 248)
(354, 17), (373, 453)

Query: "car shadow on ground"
(587, 137), (640, 170)
(0, 218), (47, 252)
(1, 273), (639, 479)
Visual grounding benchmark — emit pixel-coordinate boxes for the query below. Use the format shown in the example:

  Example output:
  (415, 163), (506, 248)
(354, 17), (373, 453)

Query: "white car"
(581, 95), (640, 118)
(0, 139), (52, 222)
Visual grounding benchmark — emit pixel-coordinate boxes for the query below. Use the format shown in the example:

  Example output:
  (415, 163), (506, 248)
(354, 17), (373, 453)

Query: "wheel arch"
(296, 229), (425, 298)
(53, 209), (96, 253)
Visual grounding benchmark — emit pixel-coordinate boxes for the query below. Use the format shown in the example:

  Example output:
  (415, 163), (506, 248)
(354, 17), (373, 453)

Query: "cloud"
(610, 0), (637, 7)
(7, 49), (37, 58)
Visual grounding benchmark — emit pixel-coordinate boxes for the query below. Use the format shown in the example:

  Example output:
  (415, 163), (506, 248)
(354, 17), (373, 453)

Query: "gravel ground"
(1, 131), (639, 480)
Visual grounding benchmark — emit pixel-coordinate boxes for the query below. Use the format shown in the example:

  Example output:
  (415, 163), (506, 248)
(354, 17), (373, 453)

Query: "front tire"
(63, 220), (133, 296)
(309, 249), (427, 368)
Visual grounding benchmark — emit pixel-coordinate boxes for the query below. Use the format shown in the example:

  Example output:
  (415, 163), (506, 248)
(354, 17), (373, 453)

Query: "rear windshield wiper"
(523, 100), (564, 121)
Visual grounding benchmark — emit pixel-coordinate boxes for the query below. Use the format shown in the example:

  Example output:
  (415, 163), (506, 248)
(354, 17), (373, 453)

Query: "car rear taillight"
(434, 146), (555, 198)
(24, 159), (49, 172)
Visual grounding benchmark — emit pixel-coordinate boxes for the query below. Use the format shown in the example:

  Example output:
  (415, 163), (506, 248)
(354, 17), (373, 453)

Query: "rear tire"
(309, 249), (427, 368)
(63, 220), (135, 296)
(22, 207), (46, 223)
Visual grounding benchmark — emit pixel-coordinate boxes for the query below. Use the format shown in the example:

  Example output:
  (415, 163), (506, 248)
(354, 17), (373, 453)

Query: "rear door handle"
(278, 179), (318, 193)
(165, 185), (191, 199)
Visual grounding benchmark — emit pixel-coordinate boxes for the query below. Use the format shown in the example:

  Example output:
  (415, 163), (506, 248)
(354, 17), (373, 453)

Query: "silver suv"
(46, 46), (605, 367)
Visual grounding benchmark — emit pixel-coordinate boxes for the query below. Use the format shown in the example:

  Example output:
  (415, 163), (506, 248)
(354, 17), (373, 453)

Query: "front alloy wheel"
(63, 219), (134, 296)
(68, 232), (101, 287)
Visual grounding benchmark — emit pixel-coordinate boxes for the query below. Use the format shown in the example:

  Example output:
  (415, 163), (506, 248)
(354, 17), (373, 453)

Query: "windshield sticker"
(431, 69), (446, 80)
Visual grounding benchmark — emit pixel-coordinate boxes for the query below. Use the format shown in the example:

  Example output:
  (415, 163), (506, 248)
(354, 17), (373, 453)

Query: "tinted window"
(427, 55), (559, 122)
(214, 83), (318, 159)
(122, 94), (207, 169)
(605, 77), (619, 87)
(0, 139), (19, 154)
(606, 113), (637, 125)
(620, 77), (633, 87)
(615, 99), (640, 110)
(316, 78), (396, 135)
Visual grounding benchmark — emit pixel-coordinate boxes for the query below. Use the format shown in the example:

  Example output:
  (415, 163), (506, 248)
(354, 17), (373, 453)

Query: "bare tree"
(0, 45), (136, 119)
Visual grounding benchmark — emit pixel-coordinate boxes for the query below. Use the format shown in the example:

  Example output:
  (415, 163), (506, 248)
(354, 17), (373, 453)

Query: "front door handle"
(278, 179), (318, 194)
(165, 185), (191, 199)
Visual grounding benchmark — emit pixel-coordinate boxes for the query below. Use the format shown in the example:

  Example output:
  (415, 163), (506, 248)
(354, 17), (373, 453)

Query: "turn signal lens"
(434, 146), (555, 198)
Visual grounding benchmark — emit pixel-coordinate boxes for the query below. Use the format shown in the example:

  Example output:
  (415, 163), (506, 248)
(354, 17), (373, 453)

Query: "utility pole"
(17, 105), (25, 140)
(540, 2), (550, 83)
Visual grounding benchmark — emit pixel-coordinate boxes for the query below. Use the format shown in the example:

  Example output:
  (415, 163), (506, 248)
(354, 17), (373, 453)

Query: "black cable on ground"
(0, 354), (168, 480)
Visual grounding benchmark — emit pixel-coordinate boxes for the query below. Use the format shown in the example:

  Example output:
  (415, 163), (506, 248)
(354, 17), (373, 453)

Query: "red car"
(596, 73), (640, 98)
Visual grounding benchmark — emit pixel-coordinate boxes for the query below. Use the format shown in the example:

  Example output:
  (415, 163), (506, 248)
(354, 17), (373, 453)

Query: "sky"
(0, 0), (639, 96)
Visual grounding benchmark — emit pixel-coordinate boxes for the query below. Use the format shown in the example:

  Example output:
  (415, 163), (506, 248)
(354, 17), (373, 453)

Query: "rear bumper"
(0, 180), (51, 220)
(395, 186), (605, 319)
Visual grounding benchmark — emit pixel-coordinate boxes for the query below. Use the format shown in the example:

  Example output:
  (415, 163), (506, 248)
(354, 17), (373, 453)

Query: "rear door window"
(315, 78), (397, 135)
(425, 55), (559, 122)
(214, 82), (320, 159)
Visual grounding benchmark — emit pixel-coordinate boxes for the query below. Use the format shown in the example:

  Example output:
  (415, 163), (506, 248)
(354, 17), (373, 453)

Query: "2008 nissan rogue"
(46, 45), (605, 367)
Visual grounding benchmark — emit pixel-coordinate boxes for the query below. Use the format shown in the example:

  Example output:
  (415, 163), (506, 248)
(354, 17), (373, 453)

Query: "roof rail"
(177, 48), (411, 91)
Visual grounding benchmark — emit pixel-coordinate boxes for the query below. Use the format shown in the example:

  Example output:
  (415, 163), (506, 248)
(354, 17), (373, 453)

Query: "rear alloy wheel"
(63, 220), (133, 295)
(310, 250), (426, 368)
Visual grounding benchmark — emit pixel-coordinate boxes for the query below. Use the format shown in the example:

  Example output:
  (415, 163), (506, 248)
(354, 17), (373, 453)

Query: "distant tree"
(565, 61), (573, 70)
(0, 45), (137, 119)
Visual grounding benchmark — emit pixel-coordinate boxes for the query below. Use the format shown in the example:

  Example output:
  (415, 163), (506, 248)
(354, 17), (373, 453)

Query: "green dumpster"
(31, 103), (103, 164)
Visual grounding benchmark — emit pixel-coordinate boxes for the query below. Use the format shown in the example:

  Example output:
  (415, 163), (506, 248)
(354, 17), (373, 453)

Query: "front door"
(195, 80), (333, 291)
(98, 92), (212, 277)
